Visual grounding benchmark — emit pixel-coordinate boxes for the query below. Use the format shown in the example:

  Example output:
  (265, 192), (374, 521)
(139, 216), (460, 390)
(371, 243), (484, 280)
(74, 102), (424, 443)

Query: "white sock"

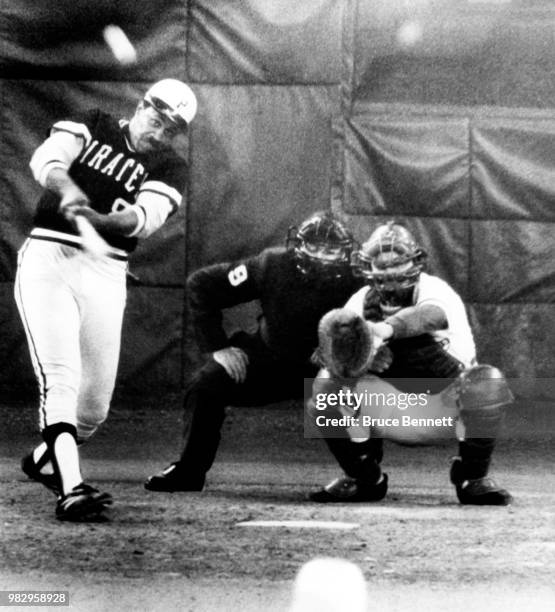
(52, 433), (83, 495)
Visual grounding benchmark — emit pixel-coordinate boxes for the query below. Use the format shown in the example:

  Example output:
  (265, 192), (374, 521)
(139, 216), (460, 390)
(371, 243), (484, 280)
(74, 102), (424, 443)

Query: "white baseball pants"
(14, 238), (127, 441)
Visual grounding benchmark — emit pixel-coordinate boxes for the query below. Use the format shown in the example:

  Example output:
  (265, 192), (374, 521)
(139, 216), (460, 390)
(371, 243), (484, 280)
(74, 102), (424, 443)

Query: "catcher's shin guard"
(316, 308), (373, 379)
(323, 437), (383, 480)
(451, 365), (513, 504)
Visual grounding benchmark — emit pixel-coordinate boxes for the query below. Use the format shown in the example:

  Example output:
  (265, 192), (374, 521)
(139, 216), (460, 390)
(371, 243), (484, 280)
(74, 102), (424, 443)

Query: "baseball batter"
(16, 79), (197, 521)
(309, 221), (513, 505)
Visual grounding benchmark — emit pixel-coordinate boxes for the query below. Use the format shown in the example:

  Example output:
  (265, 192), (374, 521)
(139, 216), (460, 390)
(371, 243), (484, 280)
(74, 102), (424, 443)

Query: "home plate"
(235, 520), (359, 530)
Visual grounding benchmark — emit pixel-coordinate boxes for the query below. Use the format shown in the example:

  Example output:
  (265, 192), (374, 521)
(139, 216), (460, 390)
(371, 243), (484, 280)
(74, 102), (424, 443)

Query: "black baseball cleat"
(454, 477), (512, 506)
(309, 473), (388, 503)
(21, 453), (60, 495)
(450, 457), (512, 505)
(144, 462), (205, 492)
(56, 483), (113, 522)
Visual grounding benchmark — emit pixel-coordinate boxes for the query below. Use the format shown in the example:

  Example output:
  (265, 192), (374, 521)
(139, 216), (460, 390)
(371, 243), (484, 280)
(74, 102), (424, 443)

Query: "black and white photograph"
(0, 1), (554, 610)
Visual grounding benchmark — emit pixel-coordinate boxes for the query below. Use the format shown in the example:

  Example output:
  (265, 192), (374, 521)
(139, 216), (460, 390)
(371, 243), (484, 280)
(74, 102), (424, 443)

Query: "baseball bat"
(74, 215), (112, 259)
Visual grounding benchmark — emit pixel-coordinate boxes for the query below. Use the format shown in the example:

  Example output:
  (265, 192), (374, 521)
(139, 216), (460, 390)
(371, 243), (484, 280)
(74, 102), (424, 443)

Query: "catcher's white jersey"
(344, 273), (476, 368)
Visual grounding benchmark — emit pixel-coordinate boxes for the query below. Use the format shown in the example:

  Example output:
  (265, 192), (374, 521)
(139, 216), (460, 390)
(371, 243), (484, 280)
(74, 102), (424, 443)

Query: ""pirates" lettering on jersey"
(79, 140), (145, 193)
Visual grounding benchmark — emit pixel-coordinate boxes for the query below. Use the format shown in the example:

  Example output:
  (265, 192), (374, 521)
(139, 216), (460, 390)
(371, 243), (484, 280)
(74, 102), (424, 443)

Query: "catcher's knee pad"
(317, 308), (372, 379)
(456, 364), (513, 439)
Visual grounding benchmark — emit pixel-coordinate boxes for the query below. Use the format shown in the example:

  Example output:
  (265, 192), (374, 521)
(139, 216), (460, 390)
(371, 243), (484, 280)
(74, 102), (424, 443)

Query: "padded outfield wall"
(0, 0), (554, 397)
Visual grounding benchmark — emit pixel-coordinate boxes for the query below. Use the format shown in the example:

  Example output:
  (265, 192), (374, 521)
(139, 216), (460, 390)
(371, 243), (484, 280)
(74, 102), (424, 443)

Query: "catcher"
(308, 221), (513, 505)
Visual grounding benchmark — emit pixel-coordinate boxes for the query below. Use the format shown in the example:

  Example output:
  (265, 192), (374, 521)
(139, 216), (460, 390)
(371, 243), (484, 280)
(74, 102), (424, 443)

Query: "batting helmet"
(144, 79), (198, 128)
(287, 211), (354, 278)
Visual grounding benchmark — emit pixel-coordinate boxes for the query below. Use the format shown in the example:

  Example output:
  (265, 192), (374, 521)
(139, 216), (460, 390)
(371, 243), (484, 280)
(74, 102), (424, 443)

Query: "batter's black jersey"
(33, 109), (188, 252)
(187, 247), (363, 363)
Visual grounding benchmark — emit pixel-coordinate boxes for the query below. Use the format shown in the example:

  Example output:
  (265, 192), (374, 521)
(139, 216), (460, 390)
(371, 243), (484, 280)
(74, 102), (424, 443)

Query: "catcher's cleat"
(453, 477), (512, 506)
(144, 462), (205, 492)
(56, 483), (113, 522)
(21, 453), (60, 495)
(309, 473), (388, 503)
(450, 457), (512, 506)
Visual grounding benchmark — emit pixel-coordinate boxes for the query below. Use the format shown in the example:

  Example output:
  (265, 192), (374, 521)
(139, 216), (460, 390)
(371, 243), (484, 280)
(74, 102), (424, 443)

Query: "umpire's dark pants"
(178, 331), (318, 479)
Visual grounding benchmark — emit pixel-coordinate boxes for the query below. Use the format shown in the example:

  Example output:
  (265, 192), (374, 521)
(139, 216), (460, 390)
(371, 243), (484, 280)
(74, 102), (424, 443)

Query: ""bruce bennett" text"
(315, 415), (455, 428)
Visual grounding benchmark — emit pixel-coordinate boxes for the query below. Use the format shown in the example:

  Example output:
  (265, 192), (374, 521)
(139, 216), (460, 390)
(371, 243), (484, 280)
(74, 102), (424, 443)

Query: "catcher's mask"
(352, 221), (427, 307)
(286, 211), (354, 279)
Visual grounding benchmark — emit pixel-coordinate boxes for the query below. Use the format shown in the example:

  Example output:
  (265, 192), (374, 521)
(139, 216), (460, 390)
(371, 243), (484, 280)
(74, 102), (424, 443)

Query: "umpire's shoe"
(56, 483), (113, 522)
(309, 474), (388, 503)
(450, 457), (512, 506)
(21, 453), (60, 496)
(144, 462), (205, 492)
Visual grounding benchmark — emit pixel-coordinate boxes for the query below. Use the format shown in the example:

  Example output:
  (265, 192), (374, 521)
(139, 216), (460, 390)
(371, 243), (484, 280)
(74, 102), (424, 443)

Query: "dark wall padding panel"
(1, 0), (189, 82)
(472, 303), (555, 382)
(344, 114), (470, 218)
(354, 1), (555, 109)
(0, 282), (34, 393)
(187, 85), (339, 270)
(118, 287), (185, 393)
(0, 0), (553, 397)
(471, 118), (555, 221)
(470, 221), (555, 305)
(189, 0), (344, 84)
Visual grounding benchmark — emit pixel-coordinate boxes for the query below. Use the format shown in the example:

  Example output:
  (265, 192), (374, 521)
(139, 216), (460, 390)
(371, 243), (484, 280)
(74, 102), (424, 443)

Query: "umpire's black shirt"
(187, 247), (362, 363)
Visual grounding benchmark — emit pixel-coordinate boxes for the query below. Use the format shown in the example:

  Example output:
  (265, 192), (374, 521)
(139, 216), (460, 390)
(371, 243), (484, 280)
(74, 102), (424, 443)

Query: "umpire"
(145, 211), (362, 491)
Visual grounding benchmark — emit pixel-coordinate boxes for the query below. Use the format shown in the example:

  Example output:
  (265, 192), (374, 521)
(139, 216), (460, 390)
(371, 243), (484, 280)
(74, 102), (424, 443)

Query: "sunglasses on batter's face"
(144, 96), (188, 133)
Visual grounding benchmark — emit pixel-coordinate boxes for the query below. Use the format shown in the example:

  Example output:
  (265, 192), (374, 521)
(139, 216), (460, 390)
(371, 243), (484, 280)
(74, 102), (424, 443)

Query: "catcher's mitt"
(315, 308), (373, 378)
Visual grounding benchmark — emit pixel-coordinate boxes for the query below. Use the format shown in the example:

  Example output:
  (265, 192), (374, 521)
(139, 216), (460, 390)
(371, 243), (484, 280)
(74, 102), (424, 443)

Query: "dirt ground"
(1, 395), (554, 612)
